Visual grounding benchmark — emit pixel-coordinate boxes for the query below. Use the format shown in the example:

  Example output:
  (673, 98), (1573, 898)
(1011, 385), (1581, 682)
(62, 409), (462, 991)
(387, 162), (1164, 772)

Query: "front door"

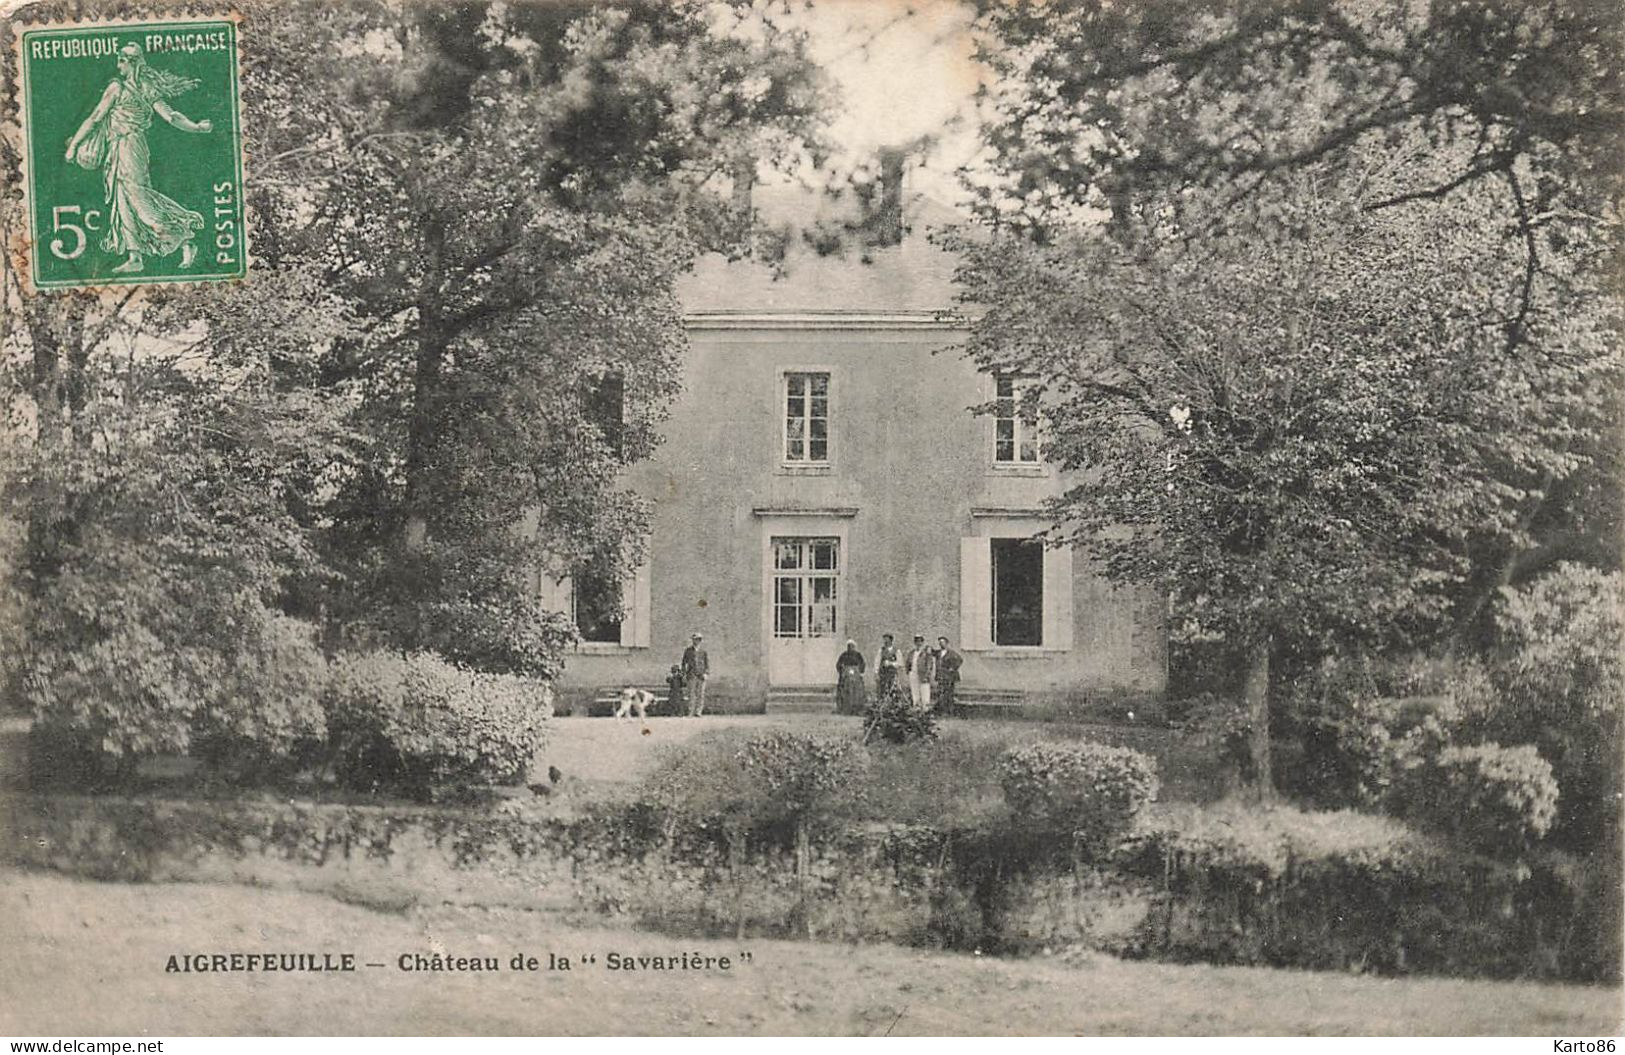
(767, 536), (841, 685)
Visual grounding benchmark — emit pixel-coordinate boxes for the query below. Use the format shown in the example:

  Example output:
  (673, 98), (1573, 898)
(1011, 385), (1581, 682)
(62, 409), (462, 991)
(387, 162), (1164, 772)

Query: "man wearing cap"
(905, 633), (936, 711)
(681, 633), (710, 717)
(874, 633), (901, 701)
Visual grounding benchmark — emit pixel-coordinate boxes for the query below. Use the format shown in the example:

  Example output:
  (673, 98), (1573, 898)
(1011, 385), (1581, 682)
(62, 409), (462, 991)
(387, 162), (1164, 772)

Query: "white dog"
(614, 687), (657, 724)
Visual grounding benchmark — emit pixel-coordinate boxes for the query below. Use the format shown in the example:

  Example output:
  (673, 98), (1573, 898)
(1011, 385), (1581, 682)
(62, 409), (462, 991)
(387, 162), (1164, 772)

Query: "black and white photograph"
(1, 0), (1621, 1039)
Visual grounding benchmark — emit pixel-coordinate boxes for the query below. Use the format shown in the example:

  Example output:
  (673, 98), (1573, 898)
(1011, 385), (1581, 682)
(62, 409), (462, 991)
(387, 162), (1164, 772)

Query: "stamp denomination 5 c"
(17, 17), (245, 290)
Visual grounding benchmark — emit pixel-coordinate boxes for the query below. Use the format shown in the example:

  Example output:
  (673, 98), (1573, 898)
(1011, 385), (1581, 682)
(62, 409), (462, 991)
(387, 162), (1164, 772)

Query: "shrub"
(1397, 743), (1559, 856)
(736, 732), (867, 828)
(1179, 694), (1254, 784)
(1478, 565), (1623, 849)
(862, 682), (937, 744)
(999, 741), (1159, 856)
(1122, 801), (1612, 980)
(324, 650), (550, 798)
(1279, 653), (1493, 809)
(189, 615), (330, 782)
(641, 731), (867, 840)
(24, 599), (329, 783)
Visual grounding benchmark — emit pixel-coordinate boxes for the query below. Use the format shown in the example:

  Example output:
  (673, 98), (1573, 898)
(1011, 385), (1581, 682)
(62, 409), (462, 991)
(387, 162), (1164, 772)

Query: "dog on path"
(614, 687), (657, 724)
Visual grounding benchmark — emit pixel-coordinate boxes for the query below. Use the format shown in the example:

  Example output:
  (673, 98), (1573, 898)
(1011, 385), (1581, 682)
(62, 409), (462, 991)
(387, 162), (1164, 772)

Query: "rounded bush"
(641, 731), (867, 840)
(998, 741), (1159, 854)
(1401, 742), (1559, 856)
(324, 650), (550, 797)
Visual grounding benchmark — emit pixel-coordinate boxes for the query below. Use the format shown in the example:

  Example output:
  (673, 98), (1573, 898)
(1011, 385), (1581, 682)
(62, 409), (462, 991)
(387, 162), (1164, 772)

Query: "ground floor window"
(960, 527), (1073, 651)
(991, 537), (1044, 646)
(539, 557), (651, 650)
(572, 567), (624, 644)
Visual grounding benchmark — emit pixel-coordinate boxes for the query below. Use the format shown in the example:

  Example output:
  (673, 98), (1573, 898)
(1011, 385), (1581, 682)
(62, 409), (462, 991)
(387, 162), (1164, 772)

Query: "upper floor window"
(586, 372), (625, 459)
(783, 371), (830, 464)
(995, 375), (1040, 464)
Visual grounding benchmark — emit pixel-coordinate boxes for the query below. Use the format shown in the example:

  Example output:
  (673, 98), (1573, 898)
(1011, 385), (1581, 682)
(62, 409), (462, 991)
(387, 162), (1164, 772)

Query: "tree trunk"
(1242, 634), (1274, 802)
(400, 325), (445, 555)
(730, 828), (747, 941)
(401, 216), (450, 556)
(795, 820), (812, 940)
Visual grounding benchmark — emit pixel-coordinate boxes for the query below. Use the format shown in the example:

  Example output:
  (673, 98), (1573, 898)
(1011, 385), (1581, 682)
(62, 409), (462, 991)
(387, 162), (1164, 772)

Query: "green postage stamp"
(17, 17), (246, 290)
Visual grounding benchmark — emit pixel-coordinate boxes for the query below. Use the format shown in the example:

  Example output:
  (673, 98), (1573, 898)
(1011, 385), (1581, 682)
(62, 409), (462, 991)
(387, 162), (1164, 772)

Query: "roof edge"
(684, 310), (968, 332)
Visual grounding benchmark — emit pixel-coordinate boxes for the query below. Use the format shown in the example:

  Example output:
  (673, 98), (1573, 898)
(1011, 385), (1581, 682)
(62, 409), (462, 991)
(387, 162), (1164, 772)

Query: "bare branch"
(1502, 164), (1540, 356)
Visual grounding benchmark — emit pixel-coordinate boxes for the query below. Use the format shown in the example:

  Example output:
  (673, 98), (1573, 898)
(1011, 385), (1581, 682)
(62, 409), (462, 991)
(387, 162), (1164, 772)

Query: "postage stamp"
(16, 17), (245, 290)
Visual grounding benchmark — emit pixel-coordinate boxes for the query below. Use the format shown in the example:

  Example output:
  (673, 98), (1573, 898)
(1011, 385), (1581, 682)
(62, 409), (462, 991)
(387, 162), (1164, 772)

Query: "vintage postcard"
(0, 0), (1620, 1041)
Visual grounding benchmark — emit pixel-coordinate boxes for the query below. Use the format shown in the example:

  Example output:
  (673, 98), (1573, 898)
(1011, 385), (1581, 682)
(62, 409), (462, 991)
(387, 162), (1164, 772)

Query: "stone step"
(951, 687), (1027, 718)
(765, 686), (837, 714)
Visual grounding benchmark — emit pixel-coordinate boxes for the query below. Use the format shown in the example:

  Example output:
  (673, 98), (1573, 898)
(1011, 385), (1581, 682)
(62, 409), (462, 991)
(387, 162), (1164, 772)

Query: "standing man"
(934, 636), (962, 715)
(682, 633), (709, 717)
(875, 633), (901, 701)
(905, 633), (936, 711)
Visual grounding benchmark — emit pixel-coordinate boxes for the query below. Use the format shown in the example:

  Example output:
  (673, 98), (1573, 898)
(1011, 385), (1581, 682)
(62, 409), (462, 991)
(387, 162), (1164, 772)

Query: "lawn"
(1, 869), (1616, 1036)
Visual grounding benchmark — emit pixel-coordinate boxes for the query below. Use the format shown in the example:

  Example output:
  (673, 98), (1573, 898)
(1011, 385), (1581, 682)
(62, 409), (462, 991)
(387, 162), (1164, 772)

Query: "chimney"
(874, 147), (905, 247)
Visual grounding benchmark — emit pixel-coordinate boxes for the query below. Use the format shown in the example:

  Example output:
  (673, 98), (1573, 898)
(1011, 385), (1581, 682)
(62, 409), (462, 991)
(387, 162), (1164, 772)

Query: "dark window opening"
(573, 568), (623, 644)
(586, 373), (625, 458)
(992, 538), (1043, 646)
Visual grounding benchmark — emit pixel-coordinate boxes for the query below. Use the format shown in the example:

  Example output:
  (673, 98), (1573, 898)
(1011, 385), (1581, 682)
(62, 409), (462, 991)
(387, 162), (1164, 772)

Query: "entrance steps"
(950, 686), (1027, 719)
(765, 685), (837, 715)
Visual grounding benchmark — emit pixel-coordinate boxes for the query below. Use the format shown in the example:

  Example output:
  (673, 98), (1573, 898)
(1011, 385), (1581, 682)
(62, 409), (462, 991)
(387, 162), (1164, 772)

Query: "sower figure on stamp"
(905, 633), (936, 711)
(681, 633), (709, 716)
(874, 633), (901, 700)
(933, 636), (962, 715)
(64, 43), (211, 274)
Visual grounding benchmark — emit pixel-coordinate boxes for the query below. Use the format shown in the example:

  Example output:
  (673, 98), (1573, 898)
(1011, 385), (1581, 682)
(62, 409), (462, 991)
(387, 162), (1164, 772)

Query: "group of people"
(836, 633), (962, 715)
(660, 629), (961, 718)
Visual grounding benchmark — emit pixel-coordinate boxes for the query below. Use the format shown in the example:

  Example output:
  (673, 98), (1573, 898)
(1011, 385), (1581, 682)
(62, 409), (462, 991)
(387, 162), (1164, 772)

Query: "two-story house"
(549, 179), (1166, 714)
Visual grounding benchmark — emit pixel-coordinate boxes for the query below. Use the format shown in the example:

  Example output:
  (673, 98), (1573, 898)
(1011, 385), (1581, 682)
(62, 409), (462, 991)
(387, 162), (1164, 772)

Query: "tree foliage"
(948, 164), (1618, 668)
(0, 0), (829, 758)
(955, 0), (1623, 793)
(968, 0), (1621, 255)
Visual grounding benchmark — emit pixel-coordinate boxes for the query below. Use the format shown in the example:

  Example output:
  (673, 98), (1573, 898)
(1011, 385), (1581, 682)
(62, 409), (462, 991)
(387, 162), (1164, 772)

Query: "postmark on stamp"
(17, 17), (245, 290)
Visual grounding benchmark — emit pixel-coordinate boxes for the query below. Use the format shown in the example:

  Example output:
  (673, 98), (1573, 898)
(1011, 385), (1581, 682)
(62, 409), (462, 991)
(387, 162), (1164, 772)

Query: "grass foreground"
(2, 869), (1618, 1036)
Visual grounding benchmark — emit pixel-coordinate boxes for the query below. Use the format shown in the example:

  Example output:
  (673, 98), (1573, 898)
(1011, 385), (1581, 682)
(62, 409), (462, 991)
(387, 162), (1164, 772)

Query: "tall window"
(783, 372), (830, 464)
(991, 538), (1043, 646)
(572, 567), (623, 644)
(995, 375), (1040, 464)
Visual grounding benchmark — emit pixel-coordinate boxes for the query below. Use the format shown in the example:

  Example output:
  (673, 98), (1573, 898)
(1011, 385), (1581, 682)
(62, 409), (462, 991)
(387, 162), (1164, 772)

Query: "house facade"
(551, 193), (1166, 714)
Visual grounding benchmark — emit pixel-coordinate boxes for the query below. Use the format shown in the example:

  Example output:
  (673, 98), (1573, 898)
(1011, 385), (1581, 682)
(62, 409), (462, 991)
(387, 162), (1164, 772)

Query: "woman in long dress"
(835, 639), (867, 715)
(63, 43), (212, 274)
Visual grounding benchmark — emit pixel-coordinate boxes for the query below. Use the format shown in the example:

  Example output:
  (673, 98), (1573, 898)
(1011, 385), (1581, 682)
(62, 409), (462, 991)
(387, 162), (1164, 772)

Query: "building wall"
(557, 319), (1167, 711)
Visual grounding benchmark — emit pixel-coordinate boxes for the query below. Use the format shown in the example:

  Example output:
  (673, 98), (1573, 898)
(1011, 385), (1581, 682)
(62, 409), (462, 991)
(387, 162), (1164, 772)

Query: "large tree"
(240, 0), (829, 674)
(946, 160), (1619, 795)
(0, 0), (829, 759)
(953, 0), (1623, 793)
